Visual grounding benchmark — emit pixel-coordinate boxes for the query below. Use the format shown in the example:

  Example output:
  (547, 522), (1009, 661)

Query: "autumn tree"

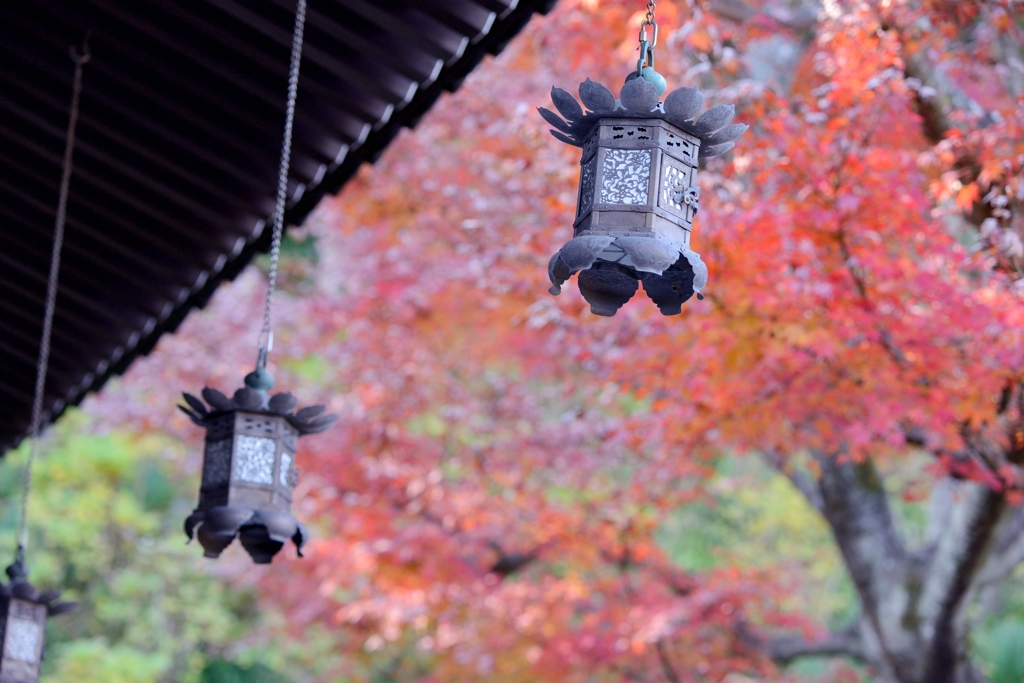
(60, 1), (1024, 683)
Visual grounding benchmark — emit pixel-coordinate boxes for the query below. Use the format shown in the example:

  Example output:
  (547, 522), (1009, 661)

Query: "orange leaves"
(89, 0), (1024, 680)
(955, 182), (981, 210)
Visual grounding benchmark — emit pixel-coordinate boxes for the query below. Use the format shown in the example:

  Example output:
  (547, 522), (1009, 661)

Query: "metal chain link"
(258, 0), (308, 370)
(18, 41), (90, 559)
(637, 0), (658, 72)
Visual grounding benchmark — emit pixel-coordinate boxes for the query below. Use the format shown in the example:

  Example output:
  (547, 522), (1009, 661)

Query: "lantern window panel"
(578, 158), (597, 217)
(234, 435), (276, 485)
(279, 452), (293, 489)
(3, 616), (41, 664)
(659, 160), (695, 219)
(202, 439), (233, 488)
(600, 149), (651, 205)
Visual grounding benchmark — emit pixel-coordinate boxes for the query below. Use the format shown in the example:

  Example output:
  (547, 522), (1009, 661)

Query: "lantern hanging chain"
(637, 0), (657, 73)
(15, 40), (90, 570)
(257, 0), (308, 372)
(643, 0), (657, 31)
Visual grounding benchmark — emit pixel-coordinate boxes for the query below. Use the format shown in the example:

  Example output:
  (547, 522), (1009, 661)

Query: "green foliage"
(0, 411), (292, 683)
(657, 456), (859, 627)
(200, 660), (289, 683)
(282, 354), (332, 385)
(976, 619), (1024, 683)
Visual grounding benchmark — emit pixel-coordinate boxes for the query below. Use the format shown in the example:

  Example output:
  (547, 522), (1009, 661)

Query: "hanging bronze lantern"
(539, 9), (747, 316)
(179, 379), (336, 564)
(0, 558), (77, 683)
(176, 0), (331, 565)
(0, 35), (84, 683)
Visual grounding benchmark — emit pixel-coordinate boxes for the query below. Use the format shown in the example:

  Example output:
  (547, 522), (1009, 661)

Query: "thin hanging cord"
(257, 0), (308, 370)
(16, 41), (90, 567)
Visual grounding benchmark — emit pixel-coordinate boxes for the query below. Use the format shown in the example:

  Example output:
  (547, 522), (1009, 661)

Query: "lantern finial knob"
(244, 368), (275, 392)
(5, 547), (27, 582)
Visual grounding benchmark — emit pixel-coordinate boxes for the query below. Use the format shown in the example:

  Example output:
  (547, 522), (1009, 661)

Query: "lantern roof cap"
(178, 385), (338, 436)
(1, 0), (558, 457)
(1, 560), (78, 616)
(539, 78), (749, 158)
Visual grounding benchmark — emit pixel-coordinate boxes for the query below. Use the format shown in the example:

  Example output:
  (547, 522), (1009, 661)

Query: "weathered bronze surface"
(540, 77), (747, 315)
(180, 386), (337, 564)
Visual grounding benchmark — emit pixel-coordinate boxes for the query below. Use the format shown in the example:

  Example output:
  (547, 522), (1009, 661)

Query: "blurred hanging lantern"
(540, 1), (747, 316)
(0, 558), (77, 683)
(179, 382), (335, 563)
(0, 39), (90, 682)
(179, 0), (336, 564)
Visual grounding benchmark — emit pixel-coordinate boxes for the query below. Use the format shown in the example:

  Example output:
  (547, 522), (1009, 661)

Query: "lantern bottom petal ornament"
(238, 512), (307, 564)
(548, 235), (708, 316)
(639, 259), (697, 316)
(186, 506), (306, 564)
(578, 261), (639, 316)
(547, 252), (571, 295)
(186, 507), (248, 559)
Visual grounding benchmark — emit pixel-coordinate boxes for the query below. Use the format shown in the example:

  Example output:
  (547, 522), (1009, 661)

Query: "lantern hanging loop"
(637, 0), (657, 71)
(15, 36), (90, 567)
(251, 0), (308, 392)
(628, 1), (666, 94)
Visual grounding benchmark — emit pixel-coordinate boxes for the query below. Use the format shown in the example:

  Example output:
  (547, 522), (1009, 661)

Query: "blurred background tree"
(6, 0), (1022, 682)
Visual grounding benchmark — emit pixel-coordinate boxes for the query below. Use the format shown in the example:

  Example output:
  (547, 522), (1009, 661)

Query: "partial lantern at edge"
(0, 559), (77, 683)
(179, 381), (337, 564)
(540, 77), (747, 316)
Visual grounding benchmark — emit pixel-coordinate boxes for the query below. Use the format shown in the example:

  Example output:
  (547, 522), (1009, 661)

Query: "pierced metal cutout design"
(661, 163), (689, 214)
(579, 158), (596, 216)
(234, 435), (276, 485)
(202, 440), (232, 487)
(600, 149), (650, 205)
(240, 416), (277, 437)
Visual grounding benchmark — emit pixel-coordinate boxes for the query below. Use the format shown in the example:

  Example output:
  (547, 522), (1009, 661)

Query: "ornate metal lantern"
(0, 35), (83, 683)
(179, 381), (336, 564)
(539, 10), (747, 316)
(0, 559), (77, 683)
(175, 0), (336, 566)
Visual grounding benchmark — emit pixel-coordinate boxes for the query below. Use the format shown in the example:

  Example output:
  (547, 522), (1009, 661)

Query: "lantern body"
(199, 411), (298, 515)
(575, 117), (700, 248)
(0, 598), (45, 683)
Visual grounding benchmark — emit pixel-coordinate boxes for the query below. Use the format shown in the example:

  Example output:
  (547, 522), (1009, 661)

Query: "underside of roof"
(0, 0), (556, 454)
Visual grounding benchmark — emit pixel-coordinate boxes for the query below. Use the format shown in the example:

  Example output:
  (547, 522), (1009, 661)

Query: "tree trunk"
(791, 456), (1006, 683)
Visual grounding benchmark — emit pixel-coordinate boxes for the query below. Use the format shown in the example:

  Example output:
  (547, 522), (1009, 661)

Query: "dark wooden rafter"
(0, 0), (557, 454)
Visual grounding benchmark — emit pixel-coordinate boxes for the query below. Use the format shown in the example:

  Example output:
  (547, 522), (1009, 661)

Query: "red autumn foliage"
(88, 0), (1024, 681)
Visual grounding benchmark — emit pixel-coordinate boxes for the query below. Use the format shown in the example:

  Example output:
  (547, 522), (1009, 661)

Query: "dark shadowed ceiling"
(0, 0), (557, 454)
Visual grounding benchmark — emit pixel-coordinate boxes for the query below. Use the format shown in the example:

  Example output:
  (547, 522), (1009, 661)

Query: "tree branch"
(969, 503), (1024, 588)
(919, 479), (1005, 682)
(815, 453), (908, 601)
(768, 623), (866, 666)
(762, 451), (824, 513)
(655, 640), (681, 683)
(899, 35), (991, 143)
